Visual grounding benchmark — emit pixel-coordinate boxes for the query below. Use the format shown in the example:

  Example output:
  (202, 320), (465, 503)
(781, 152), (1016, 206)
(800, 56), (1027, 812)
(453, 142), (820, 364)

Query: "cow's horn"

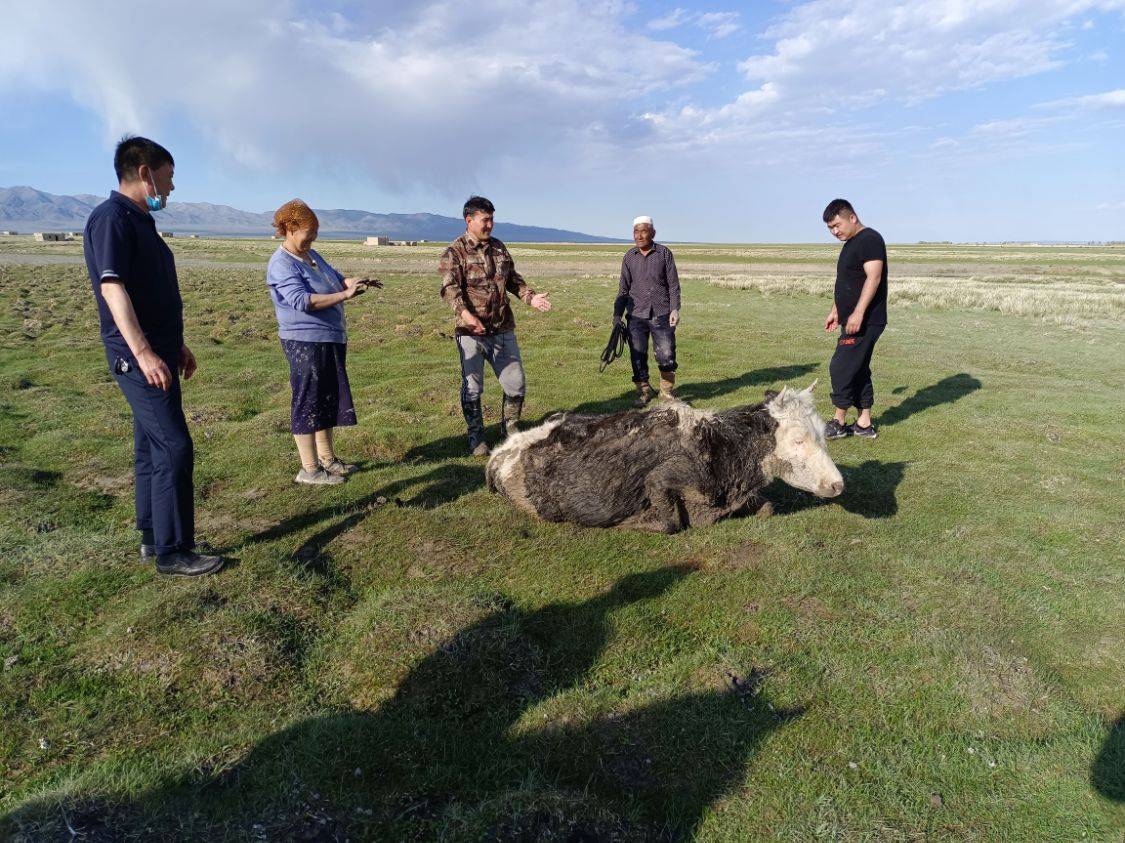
(803, 379), (819, 394)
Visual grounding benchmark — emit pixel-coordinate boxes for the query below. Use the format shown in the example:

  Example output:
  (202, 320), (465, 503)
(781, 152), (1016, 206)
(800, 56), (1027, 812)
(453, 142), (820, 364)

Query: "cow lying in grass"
(486, 382), (844, 533)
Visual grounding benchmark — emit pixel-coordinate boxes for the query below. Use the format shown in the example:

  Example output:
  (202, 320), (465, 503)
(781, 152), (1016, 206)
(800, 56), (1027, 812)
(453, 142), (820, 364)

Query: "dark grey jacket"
(615, 243), (681, 321)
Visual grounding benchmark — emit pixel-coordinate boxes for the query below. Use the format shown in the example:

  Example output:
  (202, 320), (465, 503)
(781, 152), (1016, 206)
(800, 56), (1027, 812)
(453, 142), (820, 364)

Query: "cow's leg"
(731, 492), (773, 519)
(643, 477), (689, 534)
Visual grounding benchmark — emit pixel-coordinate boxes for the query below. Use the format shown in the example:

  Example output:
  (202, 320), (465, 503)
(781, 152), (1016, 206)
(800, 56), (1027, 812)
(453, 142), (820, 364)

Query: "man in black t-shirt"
(821, 198), (888, 440)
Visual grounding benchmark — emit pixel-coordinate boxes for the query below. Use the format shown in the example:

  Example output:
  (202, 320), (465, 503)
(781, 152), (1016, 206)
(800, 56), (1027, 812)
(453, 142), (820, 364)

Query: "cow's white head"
(764, 381), (844, 498)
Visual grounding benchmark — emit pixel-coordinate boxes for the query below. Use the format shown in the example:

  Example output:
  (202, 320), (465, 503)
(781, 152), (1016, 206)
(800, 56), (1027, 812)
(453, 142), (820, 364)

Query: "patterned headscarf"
(273, 199), (318, 237)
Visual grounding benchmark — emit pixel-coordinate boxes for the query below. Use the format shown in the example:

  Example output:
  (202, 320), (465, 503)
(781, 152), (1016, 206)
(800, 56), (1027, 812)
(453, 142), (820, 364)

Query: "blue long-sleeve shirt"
(266, 247), (347, 344)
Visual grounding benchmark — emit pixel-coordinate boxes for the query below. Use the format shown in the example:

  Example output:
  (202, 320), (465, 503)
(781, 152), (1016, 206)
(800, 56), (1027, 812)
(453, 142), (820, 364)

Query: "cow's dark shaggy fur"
(486, 401), (781, 533)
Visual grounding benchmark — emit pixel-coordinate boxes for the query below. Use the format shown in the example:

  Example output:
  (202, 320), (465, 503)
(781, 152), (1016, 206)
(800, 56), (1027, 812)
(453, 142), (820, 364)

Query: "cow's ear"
(764, 389), (779, 402)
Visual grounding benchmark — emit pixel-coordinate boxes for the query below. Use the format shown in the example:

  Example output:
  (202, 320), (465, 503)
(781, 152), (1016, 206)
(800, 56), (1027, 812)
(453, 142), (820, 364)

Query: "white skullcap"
(633, 216), (654, 227)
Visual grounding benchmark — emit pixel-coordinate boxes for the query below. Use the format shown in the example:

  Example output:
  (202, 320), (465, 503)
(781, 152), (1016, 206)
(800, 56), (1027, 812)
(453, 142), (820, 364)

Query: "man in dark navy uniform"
(84, 136), (222, 576)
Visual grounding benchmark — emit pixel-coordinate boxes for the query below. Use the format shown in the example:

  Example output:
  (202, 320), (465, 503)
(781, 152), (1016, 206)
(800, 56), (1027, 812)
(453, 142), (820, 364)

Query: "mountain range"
(0, 186), (622, 243)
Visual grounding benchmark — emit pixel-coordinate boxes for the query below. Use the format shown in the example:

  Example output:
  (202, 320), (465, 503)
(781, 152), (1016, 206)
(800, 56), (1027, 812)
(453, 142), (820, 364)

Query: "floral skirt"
(280, 339), (357, 434)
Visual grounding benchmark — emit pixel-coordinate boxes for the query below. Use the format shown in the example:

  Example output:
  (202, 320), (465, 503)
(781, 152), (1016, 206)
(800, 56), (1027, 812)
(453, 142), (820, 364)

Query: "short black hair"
(822, 198), (856, 223)
(114, 135), (174, 183)
(463, 196), (495, 218)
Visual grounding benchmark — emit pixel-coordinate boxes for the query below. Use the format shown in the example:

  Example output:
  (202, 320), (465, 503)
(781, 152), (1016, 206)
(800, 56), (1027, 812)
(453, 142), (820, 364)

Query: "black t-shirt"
(84, 192), (184, 362)
(834, 227), (888, 328)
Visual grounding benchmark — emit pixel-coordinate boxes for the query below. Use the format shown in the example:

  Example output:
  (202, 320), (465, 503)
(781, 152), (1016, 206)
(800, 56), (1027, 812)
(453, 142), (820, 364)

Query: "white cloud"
(696, 12), (742, 39)
(648, 8), (691, 31)
(1095, 200), (1125, 210)
(636, 0), (1125, 161)
(647, 8), (741, 39)
(0, 0), (710, 194)
(732, 0), (1120, 106)
(1045, 88), (1125, 108)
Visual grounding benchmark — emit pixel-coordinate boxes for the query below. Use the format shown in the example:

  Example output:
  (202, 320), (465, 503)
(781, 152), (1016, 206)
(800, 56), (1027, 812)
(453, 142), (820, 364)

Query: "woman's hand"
(342, 277), (383, 300)
(343, 277), (367, 299)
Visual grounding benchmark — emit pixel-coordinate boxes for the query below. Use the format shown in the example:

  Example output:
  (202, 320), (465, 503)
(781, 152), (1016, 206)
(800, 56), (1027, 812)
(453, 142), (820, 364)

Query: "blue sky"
(1, 0), (1123, 242)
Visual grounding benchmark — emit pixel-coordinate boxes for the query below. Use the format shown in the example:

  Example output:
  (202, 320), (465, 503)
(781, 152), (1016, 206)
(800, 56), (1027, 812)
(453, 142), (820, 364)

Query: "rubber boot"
(659, 371), (676, 400)
(461, 398), (490, 456)
(501, 394), (524, 438)
(633, 381), (653, 408)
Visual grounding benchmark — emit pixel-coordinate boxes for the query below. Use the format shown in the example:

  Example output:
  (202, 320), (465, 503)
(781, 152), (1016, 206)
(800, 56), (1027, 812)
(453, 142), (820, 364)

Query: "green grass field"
(1, 237), (1122, 841)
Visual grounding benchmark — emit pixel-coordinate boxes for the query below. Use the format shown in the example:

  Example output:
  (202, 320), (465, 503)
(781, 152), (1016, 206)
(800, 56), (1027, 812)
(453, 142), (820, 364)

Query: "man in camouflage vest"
(439, 196), (552, 456)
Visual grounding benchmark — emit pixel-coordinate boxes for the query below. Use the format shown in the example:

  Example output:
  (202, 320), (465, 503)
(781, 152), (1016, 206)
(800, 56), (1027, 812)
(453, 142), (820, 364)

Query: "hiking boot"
(633, 381), (653, 408)
(155, 550), (224, 577)
(850, 422), (878, 440)
(824, 418), (851, 440)
(319, 457), (356, 476)
(501, 394), (524, 438)
(658, 371), (676, 400)
(295, 467), (345, 485)
(462, 397), (490, 455)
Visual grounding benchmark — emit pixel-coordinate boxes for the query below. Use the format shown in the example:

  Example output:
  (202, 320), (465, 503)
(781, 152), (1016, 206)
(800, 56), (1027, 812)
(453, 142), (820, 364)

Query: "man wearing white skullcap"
(614, 216), (681, 406)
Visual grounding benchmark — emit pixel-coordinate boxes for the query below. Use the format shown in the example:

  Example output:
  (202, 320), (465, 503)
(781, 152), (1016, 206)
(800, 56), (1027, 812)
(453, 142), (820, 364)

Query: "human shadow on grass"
(1091, 713), (1124, 802)
(216, 464), (485, 559)
(876, 373), (981, 428)
(401, 362), (821, 464)
(2, 565), (804, 841)
(765, 460), (908, 520)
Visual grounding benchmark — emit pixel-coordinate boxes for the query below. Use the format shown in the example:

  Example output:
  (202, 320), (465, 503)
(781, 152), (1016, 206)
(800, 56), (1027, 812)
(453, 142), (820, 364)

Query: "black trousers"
(829, 324), (884, 411)
(110, 353), (195, 555)
(627, 314), (677, 384)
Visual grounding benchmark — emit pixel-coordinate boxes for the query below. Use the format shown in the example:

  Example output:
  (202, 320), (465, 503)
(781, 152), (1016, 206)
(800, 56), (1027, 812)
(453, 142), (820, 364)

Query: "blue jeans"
(627, 314), (677, 384)
(110, 352), (195, 555)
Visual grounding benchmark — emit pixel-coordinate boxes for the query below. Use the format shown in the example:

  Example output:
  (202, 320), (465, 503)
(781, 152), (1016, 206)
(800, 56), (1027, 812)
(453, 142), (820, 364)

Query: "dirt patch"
(959, 644), (1052, 729)
(71, 471), (133, 495)
(403, 537), (481, 580)
(691, 540), (767, 573)
(86, 637), (182, 690)
(197, 511), (275, 535)
(781, 594), (834, 621)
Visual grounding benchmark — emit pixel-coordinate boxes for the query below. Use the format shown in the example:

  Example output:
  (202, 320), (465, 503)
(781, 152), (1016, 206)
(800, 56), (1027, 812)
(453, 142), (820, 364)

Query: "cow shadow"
(876, 373), (981, 428)
(766, 460), (908, 520)
(1091, 713), (1124, 802)
(2, 566), (804, 840)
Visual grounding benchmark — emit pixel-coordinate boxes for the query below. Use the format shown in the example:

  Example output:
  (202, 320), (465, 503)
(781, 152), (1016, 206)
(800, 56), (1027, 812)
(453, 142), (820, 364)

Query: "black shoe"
(850, 422), (878, 439)
(824, 419), (851, 440)
(155, 550), (224, 577)
(140, 543), (156, 561)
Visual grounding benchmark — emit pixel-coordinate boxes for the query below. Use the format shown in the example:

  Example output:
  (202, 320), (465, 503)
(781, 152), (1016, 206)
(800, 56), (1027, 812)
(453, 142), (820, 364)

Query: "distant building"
(159, 231), (174, 239)
(67, 231), (83, 239)
(364, 235), (390, 246)
(188, 234), (200, 239)
(0, 230), (18, 235)
(33, 232), (66, 242)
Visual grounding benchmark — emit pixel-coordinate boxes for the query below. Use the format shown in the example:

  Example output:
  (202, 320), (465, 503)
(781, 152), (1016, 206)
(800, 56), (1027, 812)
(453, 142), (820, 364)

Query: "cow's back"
(490, 406), (703, 527)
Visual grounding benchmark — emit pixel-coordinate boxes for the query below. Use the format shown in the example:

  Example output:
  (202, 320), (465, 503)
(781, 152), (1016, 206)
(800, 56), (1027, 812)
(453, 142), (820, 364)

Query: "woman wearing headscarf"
(266, 199), (381, 485)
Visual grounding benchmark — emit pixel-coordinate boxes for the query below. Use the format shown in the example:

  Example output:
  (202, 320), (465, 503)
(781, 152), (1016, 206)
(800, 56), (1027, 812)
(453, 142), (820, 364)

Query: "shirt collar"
(462, 232), (489, 250)
(109, 190), (151, 220)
